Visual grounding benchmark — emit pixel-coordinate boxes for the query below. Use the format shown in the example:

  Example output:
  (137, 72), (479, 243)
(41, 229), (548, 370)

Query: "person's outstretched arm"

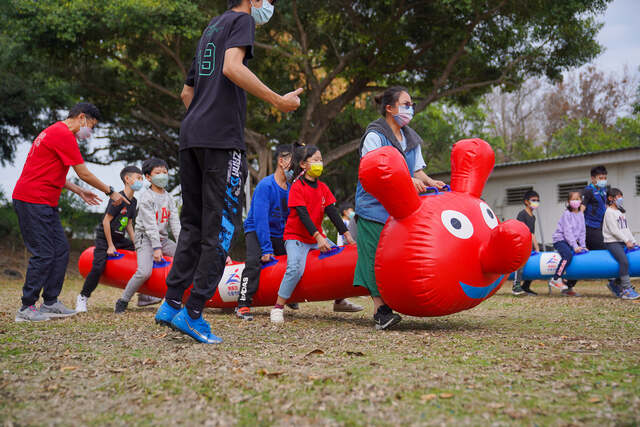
(223, 46), (302, 113)
(72, 164), (128, 206)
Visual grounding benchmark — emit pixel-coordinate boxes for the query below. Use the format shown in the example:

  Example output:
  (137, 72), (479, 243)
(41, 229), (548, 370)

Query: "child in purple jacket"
(549, 191), (587, 296)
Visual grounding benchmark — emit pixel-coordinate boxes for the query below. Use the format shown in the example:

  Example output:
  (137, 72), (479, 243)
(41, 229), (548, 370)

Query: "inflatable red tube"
(78, 245), (369, 309)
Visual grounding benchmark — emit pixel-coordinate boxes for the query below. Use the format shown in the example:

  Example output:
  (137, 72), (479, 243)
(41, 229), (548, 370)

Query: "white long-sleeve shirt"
(135, 188), (181, 249)
(602, 207), (636, 244)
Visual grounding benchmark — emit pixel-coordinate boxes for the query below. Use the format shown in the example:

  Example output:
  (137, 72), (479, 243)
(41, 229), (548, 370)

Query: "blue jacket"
(583, 183), (607, 228)
(356, 118), (421, 224)
(244, 175), (289, 255)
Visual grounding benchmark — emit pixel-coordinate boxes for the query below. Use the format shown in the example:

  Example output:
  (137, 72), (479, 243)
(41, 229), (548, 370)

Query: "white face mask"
(76, 117), (93, 140)
(251, 0), (274, 25)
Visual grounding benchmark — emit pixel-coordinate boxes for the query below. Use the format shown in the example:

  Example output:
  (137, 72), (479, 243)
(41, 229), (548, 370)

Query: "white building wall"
(430, 148), (640, 248)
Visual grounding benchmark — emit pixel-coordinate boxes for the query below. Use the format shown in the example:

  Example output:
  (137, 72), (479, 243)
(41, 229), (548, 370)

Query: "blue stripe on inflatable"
(508, 248), (640, 280)
(459, 275), (504, 299)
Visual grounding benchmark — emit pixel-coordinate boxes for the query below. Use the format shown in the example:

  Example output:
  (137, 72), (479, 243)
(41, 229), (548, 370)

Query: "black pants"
(165, 147), (247, 314)
(586, 225), (606, 250)
(13, 199), (70, 307)
(81, 234), (134, 298)
(238, 232), (286, 308)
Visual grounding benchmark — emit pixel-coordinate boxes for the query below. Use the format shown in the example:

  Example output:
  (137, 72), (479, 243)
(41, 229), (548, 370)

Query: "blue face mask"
(285, 169), (294, 181)
(596, 179), (607, 188)
(131, 180), (143, 192)
(393, 105), (414, 127)
(251, 0), (274, 25)
(615, 197), (624, 209)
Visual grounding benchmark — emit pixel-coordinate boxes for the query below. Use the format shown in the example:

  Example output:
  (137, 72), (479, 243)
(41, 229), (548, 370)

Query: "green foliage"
(546, 114), (640, 156)
(58, 190), (102, 239)
(0, 189), (21, 246)
(0, 0), (611, 178)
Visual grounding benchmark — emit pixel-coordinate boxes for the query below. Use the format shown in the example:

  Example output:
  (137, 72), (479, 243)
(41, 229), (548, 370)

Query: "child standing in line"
(549, 191), (586, 296)
(270, 143), (356, 323)
(513, 190), (554, 295)
(115, 158), (181, 313)
(603, 188), (639, 300)
(336, 203), (355, 246)
(76, 166), (143, 312)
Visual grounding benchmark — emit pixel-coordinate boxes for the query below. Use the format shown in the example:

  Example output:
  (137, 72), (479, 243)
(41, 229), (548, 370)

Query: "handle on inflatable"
(261, 258), (279, 269)
(153, 258), (171, 268)
(625, 246), (640, 254)
(107, 252), (125, 260)
(419, 185), (452, 197)
(530, 250), (539, 256)
(574, 250), (589, 256)
(318, 246), (344, 259)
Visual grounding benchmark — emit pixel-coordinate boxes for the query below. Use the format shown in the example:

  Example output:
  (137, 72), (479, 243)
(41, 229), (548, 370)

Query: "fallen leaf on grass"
(60, 366), (78, 372)
(305, 349), (324, 357)
(504, 409), (527, 419)
(346, 351), (364, 356)
(152, 333), (167, 339)
(487, 403), (504, 409)
(420, 394), (437, 401)
(439, 393), (454, 399)
(588, 397), (602, 403)
(257, 368), (284, 378)
(109, 368), (126, 373)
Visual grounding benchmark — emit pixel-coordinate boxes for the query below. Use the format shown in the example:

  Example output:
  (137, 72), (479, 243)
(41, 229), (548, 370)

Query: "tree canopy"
(1, 0), (611, 193)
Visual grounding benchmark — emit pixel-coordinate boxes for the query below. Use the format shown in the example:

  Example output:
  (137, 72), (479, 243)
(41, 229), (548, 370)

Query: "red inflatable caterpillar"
(359, 138), (532, 316)
(79, 138), (531, 316)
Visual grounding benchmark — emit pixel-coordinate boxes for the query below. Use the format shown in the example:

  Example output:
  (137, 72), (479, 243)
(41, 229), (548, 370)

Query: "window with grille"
(557, 182), (587, 202)
(506, 187), (533, 205)
(636, 175), (640, 195)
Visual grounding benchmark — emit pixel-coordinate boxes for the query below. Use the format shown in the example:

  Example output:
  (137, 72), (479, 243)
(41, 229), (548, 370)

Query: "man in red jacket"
(12, 102), (128, 322)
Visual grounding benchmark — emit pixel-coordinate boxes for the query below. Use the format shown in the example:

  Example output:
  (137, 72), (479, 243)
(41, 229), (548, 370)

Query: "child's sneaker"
(137, 294), (162, 307)
(606, 280), (623, 298)
(235, 306), (253, 321)
(561, 288), (581, 297)
(286, 303), (299, 310)
(170, 308), (222, 344)
(373, 305), (402, 330)
(521, 283), (537, 296)
(76, 294), (88, 313)
(270, 307), (284, 323)
(114, 299), (128, 314)
(621, 288), (640, 300)
(512, 283), (526, 296)
(548, 277), (568, 291)
(333, 299), (364, 312)
(155, 300), (180, 327)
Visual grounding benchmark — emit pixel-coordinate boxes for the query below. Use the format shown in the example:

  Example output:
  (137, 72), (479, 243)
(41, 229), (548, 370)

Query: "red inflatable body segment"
(78, 245), (369, 308)
(360, 139), (531, 317)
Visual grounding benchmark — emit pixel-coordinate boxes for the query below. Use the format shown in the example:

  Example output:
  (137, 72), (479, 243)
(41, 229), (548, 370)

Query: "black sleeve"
(325, 204), (348, 234)
(295, 206), (318, 237)
(581, 187), (593, 206)
(185, 56), (196, 86)
(105, 200), (119, 217)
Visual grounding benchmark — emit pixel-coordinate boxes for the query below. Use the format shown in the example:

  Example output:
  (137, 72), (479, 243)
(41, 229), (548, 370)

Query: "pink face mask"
(569, 200), (581, 209)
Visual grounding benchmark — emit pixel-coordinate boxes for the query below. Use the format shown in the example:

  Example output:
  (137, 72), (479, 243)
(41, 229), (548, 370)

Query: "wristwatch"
(105, 185), (114, 196)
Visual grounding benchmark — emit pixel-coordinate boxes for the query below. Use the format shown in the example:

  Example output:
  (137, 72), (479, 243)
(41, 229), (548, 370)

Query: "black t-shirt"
(96, 191), (137, 241)
(180, 11), (255, 151)
(516, 209), (536, 234)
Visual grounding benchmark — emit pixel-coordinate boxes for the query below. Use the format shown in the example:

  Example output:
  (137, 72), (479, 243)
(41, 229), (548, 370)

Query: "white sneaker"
(548, 277), (568, 290)
(333, 299), (364, 312)
(76, 294), (88, 313)
(270, 307), (284, 324)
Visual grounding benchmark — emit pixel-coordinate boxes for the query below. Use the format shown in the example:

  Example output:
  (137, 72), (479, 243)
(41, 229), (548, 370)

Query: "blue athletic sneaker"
(621, 287), (640, 300)
(170, 308), (222, 344)
(606, 280), (623, 298)
(155, 301), (180, 328)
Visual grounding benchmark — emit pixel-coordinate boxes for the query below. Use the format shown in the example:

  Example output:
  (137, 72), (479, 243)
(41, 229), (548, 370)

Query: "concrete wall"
(430, 148), (640, 248)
